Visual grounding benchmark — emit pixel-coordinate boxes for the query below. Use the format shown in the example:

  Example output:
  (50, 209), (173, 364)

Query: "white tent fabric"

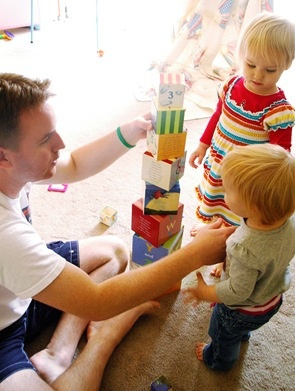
(136, 0), (274, 120)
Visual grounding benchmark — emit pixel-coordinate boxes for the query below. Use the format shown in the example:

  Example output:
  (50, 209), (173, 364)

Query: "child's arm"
(266, 101), (295, 151)
(182, 272), (221, 304)
(189, 98), (222, 168)
(269, 126), (292, 151)
(189, 142), (209, 168)
(199, 98), (222, 145)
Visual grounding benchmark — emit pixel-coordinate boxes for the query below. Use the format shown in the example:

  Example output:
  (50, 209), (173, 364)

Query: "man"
(0, 73), (235, 390)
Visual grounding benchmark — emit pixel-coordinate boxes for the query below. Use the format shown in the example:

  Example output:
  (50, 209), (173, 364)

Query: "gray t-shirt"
(216, 216), (295, 308)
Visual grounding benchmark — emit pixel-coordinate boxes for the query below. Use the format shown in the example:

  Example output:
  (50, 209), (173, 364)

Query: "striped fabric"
(196, 75), (295, 226)
(237, 294), (282, 316)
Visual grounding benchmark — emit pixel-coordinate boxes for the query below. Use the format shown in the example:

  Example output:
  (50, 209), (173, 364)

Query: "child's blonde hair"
(221, 144), (295, 225)
(238, 12), (295, 69)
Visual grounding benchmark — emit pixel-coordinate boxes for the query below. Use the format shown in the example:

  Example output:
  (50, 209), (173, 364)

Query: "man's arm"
(40, 113), (153, 184)
(33, 220), (236, 320)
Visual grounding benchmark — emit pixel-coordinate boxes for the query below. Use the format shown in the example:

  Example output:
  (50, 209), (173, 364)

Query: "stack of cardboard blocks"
(131, 72), (187, 293)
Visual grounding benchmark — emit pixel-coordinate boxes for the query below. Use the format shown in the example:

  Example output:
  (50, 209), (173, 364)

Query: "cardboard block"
(151, 96), (185, 135)
(131, 198), (183, 247)
(131, 230), (183, 297)
(143, 182), (180, 215)
(147, 128), (187, 161)
(99, 206), (117, 226)
(151, 375), (173, 391)
(157, 72), (185, 108)
(141, 151), (185, 191)
(132, 226), (184, 266)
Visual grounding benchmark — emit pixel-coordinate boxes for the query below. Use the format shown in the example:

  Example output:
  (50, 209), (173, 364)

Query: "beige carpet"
(1, 14), (295, 391)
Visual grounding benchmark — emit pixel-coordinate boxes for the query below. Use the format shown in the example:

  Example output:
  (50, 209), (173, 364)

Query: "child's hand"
(194, 272), (209, 296)
(181, 286), (201, 307)
(182, 272), (208, 306)
(189, 142), (209, 168)
(182, 272), (220, 304)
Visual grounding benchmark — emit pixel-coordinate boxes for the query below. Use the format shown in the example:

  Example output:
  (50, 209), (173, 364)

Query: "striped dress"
(196, 75), (295, 226)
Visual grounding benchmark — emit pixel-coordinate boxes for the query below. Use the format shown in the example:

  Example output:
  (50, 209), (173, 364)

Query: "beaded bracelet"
(116, 126), (135, 149)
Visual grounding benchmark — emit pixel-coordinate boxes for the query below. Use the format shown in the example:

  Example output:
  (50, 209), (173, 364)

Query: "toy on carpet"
(0, 30), (14, 40)
(100, 205), (117, 226)
(131, 71), (186, 259)
(151, 375), (172, 391)
(131, 72), (186, 297)
(47, 184), (68, 193)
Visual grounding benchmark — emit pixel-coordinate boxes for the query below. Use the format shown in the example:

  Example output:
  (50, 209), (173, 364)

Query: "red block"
(131, 198), (183, 247)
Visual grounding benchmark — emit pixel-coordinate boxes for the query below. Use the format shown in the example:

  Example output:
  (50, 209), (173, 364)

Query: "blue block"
(132, 227), (183, 266)
(151, 375), (172, 391)
(143, 182), (180, 215)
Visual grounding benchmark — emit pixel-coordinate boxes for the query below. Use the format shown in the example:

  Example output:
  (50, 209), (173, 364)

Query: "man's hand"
(119, 112), (153, 146)
(190, 218), (236, 266)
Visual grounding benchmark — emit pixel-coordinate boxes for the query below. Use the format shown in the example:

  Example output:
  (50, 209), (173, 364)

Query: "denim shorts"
(0, 240), (80, 383)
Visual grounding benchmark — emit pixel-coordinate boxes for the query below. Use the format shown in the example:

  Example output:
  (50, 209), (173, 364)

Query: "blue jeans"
(203, 299), (282, 371)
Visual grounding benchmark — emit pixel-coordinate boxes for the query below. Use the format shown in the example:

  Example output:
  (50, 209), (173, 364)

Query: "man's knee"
(112, 236), (129, 271)
(78, 235), (129, 273)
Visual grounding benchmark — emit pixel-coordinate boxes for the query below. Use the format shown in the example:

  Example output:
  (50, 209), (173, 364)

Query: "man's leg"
(1, 301), (159, 391)
(30, 235), (130, 384)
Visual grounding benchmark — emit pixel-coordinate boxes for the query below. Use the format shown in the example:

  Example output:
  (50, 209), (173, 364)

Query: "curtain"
(163, 0), (273, 78)
(136, 0), (274, 119)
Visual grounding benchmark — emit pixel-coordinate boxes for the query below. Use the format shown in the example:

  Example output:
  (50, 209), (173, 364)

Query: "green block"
(152, 97), (185, 135)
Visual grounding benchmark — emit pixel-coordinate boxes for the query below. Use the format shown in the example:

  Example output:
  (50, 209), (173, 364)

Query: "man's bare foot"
(87, 300), (160, 347)
(196, 342), (207, 361)
(30, 344), (72, 385)
(31, 301), (160, 385)
(210, 262), (224, 278)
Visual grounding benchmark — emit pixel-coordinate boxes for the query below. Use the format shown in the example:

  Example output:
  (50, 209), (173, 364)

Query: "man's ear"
(0, 147), (12, 167)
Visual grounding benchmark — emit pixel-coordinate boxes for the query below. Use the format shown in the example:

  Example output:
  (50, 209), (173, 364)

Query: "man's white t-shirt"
(0, 184), (66, 331)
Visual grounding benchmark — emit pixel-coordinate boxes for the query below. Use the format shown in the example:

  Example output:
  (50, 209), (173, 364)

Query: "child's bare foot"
(196, 342), (207, 361)
(190, 216), (221, 237)
(190, 225), (199, 237)
(210, 262), (224, 278)
(190, 223), (205, 237)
